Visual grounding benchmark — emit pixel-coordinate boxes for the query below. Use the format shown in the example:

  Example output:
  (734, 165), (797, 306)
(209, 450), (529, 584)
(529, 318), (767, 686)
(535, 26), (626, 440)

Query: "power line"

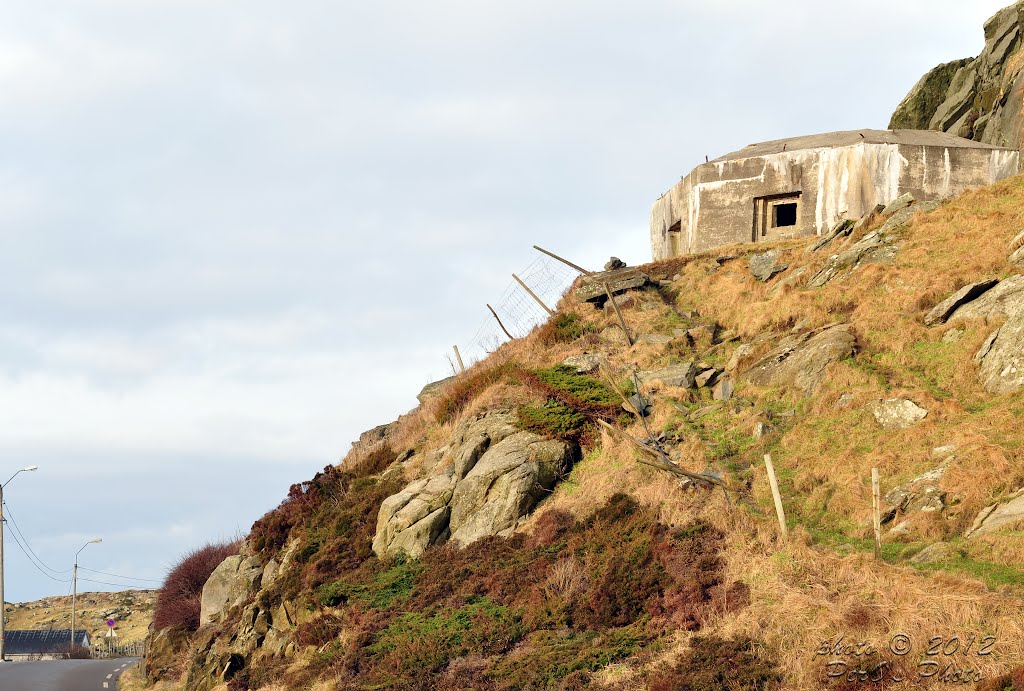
(78, 567), (161, 584)
(4, 528), (70, 584)
(76, 577), (148, 590)
(2, 501), (71, 576)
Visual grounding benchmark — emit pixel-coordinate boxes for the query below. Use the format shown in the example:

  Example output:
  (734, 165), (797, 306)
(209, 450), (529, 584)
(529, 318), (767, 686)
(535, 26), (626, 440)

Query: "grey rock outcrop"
(807, 203), (934, 287)
(417, 376), (455, 405)
(561, 353), (602, 374)
(966, 490), (1024, 537)
(748, 251), (788, 282)
(949, 274), (1024, 321)
(743, 324), (856, 395)
(869, 398), (929, 430)
(910, 542), (958, 565)
(890, 4), (1024, 148)
(975, 313), (1024, 394)
(882, 466), (948, 527)
(200, 554), (263, 626)
(923, 278), (1000, 326)
(806, 219), (855, 253)
(449, 433), (570, 546)
(373, 410), (576, 557)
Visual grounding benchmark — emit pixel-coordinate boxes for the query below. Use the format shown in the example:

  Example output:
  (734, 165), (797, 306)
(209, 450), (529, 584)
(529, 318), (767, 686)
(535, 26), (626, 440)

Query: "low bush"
(537, 312), (594, 345)
(647, 636), (782, 691)
(152, 540), (241, 632)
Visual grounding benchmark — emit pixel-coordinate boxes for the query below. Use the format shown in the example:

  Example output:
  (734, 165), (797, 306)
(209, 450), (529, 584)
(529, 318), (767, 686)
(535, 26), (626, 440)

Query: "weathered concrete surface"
(651, 129), (1018, 259)
(743, 324), (856, 395)
(891, 3), (1024, 149)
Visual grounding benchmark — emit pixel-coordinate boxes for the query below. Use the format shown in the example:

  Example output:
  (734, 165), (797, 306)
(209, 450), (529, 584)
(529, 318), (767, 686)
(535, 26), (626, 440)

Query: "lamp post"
(0, 465), (38, 662)
(71, 538), (101, 653)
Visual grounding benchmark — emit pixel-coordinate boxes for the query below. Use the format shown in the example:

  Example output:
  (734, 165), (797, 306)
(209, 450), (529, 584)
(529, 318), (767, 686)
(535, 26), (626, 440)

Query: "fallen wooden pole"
(512, 273), (554, 316)
(604, 283), (633, 346)
(486, 304), (514, 340)
(532, 245), (594, 276)
(597, 419), (729, 493)
(763, 454), (788, 540)
(452, 345), (466, 373)
(872, 468), (882, 560)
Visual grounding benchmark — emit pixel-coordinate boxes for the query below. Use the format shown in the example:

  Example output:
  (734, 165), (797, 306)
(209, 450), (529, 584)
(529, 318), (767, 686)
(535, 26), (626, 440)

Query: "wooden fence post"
(452, 345), (466, 373)
(512, 273), (555, 316)
(532, 245), (594, 276)
(872, 468), (882, 560)
(604, 283), (633, 346)
(486, 304), (514, 340)
(763, 454), (788, 540)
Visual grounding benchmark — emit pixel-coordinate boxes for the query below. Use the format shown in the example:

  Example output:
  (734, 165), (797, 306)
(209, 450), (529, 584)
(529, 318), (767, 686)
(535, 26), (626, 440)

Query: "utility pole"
(0, 465), (38, 662)
(71, 539), (101, 652)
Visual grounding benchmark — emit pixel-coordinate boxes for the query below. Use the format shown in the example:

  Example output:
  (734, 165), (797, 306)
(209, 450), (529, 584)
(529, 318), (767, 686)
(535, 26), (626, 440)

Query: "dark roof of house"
(713, 129), (1012, 163)
(5, 630), (90, 655)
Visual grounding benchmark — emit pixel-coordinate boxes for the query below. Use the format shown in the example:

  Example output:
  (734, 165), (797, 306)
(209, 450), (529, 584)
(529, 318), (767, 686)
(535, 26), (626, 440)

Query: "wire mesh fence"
(456, 253), (581, 368)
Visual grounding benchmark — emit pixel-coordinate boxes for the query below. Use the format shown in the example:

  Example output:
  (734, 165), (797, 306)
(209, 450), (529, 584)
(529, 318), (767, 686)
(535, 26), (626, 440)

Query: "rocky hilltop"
(891, 2), (1024, 147)
(7, 589), (155, 645)
(142, 177), (1024, 690)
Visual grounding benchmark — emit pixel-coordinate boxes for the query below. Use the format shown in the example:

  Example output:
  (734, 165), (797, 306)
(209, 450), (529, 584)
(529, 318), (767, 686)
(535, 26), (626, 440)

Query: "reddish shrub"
(977, 665), (1024, 691)
(152, 540), (241, 632)
(647, 636), (781, 691)
(295, 614), (345, 647)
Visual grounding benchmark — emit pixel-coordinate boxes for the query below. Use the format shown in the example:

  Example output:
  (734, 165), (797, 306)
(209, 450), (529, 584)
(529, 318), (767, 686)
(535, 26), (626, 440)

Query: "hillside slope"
(7, 590), (155, 645)
(145, 179), (1024, 690)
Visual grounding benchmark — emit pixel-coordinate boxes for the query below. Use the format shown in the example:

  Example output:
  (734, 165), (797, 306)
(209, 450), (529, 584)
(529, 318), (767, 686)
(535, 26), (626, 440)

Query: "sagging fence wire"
(457, 253), (581, 368)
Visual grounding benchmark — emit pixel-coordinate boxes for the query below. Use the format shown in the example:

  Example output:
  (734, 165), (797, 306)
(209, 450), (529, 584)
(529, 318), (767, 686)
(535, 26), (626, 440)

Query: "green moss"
(518, 401), (589, 441)
(914, 556), (1024, 591)
(317, 555), (422, 609)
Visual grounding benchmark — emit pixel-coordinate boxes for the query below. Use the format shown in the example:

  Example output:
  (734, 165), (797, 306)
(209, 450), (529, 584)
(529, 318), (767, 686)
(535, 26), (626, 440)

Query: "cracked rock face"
(975, 313), (1024, 394)
(743, 324), (856, 395)
(949, 274), (1024, 322)
(372, 410), (577, 558)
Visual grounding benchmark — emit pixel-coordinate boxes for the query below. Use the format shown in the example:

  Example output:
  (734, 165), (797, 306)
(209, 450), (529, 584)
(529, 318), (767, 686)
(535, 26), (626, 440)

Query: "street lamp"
(0, 465), (38, 662)
(71, 539), (101, 653)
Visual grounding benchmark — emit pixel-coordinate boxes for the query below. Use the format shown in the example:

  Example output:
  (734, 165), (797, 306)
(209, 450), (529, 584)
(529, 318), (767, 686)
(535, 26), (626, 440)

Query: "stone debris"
(923, 278), (999, 326)
(910, 542), (958, 565)
(712, 377), (734, 401)
(805, 219), (855, 253)
(882, 465), (947, 526)
(869, 398), (929, 430)
(604, 257), (627, 271)
(695, 368), (721, 388)
(1010, 245), (1024, 267)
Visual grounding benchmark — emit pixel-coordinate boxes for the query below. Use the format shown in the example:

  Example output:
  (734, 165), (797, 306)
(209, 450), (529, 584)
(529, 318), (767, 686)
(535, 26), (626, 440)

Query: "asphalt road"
(0, 658), (138, 691)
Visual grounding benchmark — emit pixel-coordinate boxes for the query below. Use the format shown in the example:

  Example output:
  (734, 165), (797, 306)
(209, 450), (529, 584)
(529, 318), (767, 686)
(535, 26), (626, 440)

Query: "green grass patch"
(518, 401), (589, 441)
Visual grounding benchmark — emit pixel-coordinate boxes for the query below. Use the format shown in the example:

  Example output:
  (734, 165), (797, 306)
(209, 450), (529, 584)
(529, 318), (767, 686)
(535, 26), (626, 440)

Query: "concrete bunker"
(650, 129), (1020, 259)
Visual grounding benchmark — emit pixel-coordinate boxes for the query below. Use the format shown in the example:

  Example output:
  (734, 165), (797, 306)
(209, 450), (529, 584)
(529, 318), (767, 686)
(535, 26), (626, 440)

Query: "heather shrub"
(647, 636), (782, 691)
(537, 312), (594, 345)
(153, 540), (241, 632)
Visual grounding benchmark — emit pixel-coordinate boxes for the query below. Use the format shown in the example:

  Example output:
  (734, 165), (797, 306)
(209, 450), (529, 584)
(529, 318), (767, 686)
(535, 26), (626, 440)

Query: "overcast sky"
(0, 0), (1013, 603)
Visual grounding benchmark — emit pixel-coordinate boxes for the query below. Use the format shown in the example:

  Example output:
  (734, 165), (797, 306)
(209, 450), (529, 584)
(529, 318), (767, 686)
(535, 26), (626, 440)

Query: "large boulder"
(948, 274), (1024, 322)
(891, 59), (974, 131)
(449, 433), (573, 546)
(373, 410), (576, 557)
(199, 554), (263, 626)
(975, 313), (1024, 394)
(743, 324), (856, 395)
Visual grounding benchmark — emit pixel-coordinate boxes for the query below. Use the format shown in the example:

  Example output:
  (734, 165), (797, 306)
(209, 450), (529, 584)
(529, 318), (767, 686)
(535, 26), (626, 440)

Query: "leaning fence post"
(486, 304), (515, 340)
(604, 283), (634, 346)
(532, 245), (594, 276)
(512, 273), (555, 316)
(872, 468), (882, 560)
(452, 345), (466, 373)
(763, 454), (788, 540)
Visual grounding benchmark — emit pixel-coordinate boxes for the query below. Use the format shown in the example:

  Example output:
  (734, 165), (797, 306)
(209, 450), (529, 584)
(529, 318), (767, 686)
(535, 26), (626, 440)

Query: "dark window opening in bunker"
(773, 203), (798, 228)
